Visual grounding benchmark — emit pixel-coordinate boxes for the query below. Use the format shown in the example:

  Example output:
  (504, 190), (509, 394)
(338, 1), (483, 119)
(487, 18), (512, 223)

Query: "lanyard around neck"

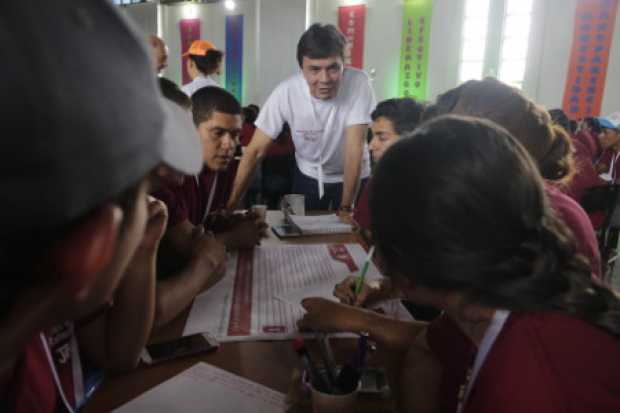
(456, 309), (510, 413)
(40, 331), (84, 413)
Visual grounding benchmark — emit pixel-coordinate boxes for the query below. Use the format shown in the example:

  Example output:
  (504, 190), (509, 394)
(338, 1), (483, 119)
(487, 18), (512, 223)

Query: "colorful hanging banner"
(562, 0), (618, 118)
(338, 5), (366, 69)
(398, 0), (433, 100)
(225, 14), (244, 102)
(179, 19), (201, 85)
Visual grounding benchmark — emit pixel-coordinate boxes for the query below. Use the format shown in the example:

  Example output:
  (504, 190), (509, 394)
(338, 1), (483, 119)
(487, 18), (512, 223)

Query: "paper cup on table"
(283, 194), (305, 215)
(250, 204), (267, 222)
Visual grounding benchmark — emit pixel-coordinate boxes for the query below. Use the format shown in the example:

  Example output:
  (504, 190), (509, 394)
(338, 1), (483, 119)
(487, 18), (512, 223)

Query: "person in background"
(0, 1), (203, 411)
(148, 34), (169, 74)
(227, 23), (376, 213)
(565, 113), (620, 229)
(353, 97), (425, 233)
(300, 115), (620, 413)
(549, 108), (575, 136)
(181, 40), (223, 97)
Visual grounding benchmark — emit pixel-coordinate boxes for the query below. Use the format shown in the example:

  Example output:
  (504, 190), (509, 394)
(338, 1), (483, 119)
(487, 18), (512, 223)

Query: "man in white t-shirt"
(227, 23), (376, 212)
(181, 40), (223, 97)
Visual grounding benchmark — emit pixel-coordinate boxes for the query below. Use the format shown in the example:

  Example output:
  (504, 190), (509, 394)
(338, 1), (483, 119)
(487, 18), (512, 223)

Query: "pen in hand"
(354, 246), (375, 297)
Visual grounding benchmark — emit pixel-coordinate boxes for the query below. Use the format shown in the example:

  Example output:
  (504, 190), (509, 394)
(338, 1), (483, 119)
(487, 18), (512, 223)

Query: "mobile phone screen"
(145, 334), (218, 363)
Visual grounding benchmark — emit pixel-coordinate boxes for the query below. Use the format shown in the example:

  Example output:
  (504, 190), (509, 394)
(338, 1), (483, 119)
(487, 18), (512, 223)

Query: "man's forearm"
(227, 147), (264, 210)
(341, 126), (367, 207)
(154, 256), (216, 329)
(228, 128), (276, 210)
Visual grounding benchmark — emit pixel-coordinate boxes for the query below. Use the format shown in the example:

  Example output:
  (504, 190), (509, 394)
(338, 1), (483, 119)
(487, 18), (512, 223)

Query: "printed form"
(114, 362), (286, 413)
(183, 243), (400, 341)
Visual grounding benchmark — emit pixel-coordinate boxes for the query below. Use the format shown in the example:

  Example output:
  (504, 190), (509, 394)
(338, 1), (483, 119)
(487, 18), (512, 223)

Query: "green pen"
(355, 246), (375, 296)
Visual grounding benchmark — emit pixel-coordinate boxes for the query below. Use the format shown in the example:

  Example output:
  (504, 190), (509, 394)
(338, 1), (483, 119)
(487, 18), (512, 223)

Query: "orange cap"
(182, 39), (218, 57)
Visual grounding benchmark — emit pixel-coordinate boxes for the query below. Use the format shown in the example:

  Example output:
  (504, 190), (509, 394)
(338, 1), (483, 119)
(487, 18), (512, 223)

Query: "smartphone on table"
(141, 333), (219, 365)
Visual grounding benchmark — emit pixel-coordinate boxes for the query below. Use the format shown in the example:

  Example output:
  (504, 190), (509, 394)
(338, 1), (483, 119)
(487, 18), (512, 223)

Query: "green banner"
(398, 0), (433, 100)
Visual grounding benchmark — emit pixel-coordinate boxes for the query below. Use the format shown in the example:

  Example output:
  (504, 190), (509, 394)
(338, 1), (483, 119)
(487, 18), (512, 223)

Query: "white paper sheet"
(183, 243), (391, 341)
(288, 214), (353, 235)
(113, 363), (286, 413)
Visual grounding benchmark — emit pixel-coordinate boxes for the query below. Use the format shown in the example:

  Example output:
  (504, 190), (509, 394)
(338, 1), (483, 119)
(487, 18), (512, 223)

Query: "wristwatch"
(338, 205), (353, 212)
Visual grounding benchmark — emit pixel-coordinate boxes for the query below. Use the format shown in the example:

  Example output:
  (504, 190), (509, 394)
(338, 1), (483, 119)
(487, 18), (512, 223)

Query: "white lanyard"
(40, 331), (85, 413)
(196, 173), (218, 225)
(456, 310), (510, 413)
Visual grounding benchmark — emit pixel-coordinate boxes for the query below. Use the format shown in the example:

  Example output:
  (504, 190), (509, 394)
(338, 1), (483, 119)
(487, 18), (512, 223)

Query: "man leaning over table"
(226, 23), (376, 213)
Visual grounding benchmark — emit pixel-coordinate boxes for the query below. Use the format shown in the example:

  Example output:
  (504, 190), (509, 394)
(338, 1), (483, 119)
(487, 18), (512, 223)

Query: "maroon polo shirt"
(428, 311), (620, 413)
(154, 161), (238, 227)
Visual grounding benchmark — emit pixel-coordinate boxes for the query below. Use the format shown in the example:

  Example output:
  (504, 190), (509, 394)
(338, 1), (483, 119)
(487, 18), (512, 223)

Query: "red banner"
(179, 19), (201, 85)
(338, 5), (366, 69)
(562, 0), (619, 118)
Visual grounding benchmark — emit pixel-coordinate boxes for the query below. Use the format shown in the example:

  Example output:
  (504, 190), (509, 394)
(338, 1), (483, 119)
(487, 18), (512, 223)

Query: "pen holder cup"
(305, 368), (360, 413)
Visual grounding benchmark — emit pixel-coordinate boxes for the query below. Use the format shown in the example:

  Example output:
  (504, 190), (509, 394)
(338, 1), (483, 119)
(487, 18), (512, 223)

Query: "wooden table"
(84, 218), (394, 412)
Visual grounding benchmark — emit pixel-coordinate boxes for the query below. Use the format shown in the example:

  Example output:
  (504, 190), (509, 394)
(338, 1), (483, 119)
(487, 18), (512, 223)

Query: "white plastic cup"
(250, 204), (267, 222)
(283, 194), (306, 216)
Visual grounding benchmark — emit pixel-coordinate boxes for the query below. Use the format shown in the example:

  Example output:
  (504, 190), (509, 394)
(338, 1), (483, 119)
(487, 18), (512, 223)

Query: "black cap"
(0, 0), (203, 237)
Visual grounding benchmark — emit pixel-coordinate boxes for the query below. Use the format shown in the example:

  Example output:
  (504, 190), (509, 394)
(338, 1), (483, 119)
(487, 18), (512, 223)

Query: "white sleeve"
(255, 85), (286, 140)
(345, 74), (376, 127)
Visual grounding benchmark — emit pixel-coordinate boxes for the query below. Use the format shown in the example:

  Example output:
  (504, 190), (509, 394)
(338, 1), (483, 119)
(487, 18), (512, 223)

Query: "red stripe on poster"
(328, 244), (359, 272)
(180, 19), (201, 85)
(562, 0), (619, 118)
(228, 250), (253, 336)
(338, 5), (366, 69)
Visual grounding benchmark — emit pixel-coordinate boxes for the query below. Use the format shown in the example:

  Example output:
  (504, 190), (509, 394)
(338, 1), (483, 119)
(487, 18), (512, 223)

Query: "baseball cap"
(597, 112), (620, 130)
(0, 0), (202, 237)
(182, 39), (219, 57)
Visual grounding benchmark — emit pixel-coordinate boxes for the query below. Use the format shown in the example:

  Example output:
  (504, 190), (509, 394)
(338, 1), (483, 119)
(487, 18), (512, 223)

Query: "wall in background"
(122, 0), (620, 114)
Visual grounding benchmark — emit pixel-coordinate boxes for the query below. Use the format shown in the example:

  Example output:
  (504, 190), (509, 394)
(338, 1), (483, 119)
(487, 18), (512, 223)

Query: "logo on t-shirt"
(297, 129), (323, 143)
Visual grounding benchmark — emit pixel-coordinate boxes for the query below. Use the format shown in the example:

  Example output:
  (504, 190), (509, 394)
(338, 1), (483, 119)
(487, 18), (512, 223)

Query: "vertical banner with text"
(226, 14), (244, 103)
(338, 5), (366, 69)
(180, 19), (201, 85)
(562, 0), (618, 118)
(398, 0), (433, 100)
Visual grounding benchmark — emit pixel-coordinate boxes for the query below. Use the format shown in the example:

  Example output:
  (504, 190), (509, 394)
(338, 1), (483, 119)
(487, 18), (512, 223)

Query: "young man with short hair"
(227, 23), (376, 212)
(0, 1), (203, 411)
(353, 98), (425, 231)
(154, 88), (264, 326)
(181, 40), (223, 97)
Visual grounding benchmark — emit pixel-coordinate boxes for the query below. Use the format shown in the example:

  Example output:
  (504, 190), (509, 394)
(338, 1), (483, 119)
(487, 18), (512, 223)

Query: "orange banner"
(563, 0), (619, 119)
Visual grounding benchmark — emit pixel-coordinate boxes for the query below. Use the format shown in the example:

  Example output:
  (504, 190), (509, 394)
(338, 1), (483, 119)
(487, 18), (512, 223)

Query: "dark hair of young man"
(189, 49), (223, 76)
(296, 23), (346, 67)
(371, 98), (426, 136)
(242, 106), (258, 124)
(192, 86), (241, 126)
(158, 77), (192, 110)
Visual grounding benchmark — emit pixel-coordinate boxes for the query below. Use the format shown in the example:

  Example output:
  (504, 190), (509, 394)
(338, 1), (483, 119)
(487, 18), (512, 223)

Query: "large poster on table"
(398, 0), (433, 100)
(225, 14), (244, 102)
(180, 19), (201, 85)
(338, 5), (366, 69)
(562, 0), (619, 118)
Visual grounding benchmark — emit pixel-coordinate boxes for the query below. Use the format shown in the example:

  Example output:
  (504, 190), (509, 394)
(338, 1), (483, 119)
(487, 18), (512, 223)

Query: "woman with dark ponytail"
(300, 115), (620, 413)
(424, 77), (602, 279)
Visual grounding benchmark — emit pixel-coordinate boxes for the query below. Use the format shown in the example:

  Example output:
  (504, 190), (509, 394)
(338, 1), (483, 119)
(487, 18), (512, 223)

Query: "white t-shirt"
(181, 75), (220, 97)
(255, 68), (376, 183)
